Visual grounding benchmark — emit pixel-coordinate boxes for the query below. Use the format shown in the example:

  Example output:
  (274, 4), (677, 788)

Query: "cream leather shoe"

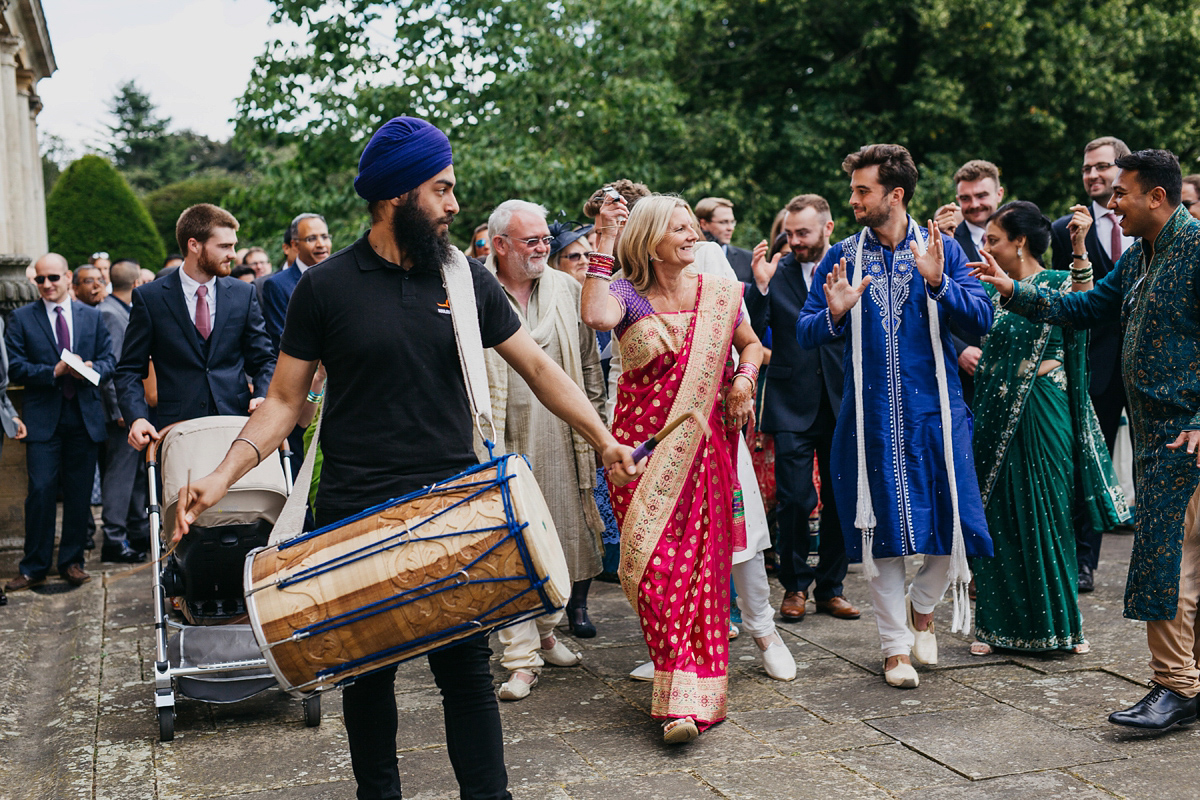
(630, 661), (655, 681)
(906, 592), (938, 666)
(498, 669), (538, 701)
(540, 636), (582, 667)
(884, 659), (919, 689)
(760, 640), (797, 682)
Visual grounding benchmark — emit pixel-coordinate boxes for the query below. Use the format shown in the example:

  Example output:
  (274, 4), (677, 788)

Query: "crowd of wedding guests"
(2, 131), (1198, 750)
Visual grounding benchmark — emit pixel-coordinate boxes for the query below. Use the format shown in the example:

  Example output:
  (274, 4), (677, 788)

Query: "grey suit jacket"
(0, 316), (21, 438)
(98, 294), (131, 422)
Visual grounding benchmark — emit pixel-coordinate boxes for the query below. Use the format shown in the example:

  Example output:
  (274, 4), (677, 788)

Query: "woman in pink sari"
(582, 194), (763, 743)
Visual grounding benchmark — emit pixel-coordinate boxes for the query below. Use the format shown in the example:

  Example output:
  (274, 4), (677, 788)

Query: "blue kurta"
(796, 221), (994, 561)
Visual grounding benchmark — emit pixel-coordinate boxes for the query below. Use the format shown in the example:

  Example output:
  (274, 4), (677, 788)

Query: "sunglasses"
(91, 251), (109, 260)
(561, 252), (586, 262)
(34, 274), (64, 284)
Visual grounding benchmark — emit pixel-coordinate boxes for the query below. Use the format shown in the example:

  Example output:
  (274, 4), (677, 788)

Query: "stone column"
(0, 36), (18, 255)
(26, 90), (46, 255)
(16, 69), (41, 256)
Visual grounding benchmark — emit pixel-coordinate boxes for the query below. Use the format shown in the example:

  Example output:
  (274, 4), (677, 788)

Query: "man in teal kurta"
(982, 150), (1200, 732)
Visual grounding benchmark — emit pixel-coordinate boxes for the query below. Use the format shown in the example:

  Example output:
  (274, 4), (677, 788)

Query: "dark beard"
(858, 205), (890, 229)
(392, 194), (454, 267)
(198, 248), (232, 278)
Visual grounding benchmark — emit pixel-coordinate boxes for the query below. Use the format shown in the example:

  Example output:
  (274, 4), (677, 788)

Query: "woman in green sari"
(968, 201), (1130, 655)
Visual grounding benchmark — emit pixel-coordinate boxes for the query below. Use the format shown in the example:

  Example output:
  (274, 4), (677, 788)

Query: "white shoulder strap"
(442, 247), (496, 443)
(268, 248), (495, 545)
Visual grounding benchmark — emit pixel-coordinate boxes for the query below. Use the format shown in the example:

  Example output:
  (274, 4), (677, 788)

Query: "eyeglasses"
(34, 274), (64, 284)
(474, 239), (488, 248)
(90, 251), (109, 260)
(1081, 163), (1115, 175)
(300, 234), (332, 245)
(76, 277), (101, 285)
(561, 252), (586, 262)
(502, 235), (554, 248)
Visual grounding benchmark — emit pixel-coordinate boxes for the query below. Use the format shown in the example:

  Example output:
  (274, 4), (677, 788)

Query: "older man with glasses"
(4, 253), (116, 593)
(485, 199), (607, 700)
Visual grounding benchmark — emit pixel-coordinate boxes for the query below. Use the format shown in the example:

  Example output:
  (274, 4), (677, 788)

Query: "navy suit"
(724, 244), (754, 286)
(115, 268), (275, 429)
(5, 299), (115, 579)
(262, 264), (302, 351)
(1051, 207), (1124, 575)
(745, 254), (849, 601)
(949, 221), (984, 407)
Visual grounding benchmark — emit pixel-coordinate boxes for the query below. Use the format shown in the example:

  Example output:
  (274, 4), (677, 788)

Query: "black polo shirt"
(281, 234), (521, 519)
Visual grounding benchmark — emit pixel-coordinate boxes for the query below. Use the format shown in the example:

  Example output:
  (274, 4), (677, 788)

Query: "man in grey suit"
(696, 196), (754, 285)
(745, 194), (860, 623)
(97, 259), (149, 562)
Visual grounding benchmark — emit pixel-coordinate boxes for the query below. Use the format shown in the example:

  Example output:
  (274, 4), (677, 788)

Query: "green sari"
(972, 271), (1130, 651)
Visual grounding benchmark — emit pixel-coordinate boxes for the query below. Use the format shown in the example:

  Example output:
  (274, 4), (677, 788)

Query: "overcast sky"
(36, 0), (297, 158)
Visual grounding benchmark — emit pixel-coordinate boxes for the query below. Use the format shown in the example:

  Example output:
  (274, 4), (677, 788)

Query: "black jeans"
(772, 394), (848, 601)
(316, 509), (511, 800)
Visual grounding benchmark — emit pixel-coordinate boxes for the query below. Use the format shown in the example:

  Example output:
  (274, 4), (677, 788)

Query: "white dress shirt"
(801, 261), (817, 291)
(964, 221), (986, 255)
(1093, 200), (1136, 262)
(42, 297), (73, 350)
(178, 269), (217, 329)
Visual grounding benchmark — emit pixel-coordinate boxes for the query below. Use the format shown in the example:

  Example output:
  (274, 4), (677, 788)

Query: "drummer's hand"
(726, 377), (755, 430)
(172, 473), (233, 542)
(602, 443), (641, 488)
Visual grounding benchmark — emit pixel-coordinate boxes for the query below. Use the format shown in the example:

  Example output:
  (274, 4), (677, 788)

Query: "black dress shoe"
(1078, 563), (1095, 593)
(101, 544), (147, 564)
(1109, 684), (1198, 731)
(566, 601), (597, 638)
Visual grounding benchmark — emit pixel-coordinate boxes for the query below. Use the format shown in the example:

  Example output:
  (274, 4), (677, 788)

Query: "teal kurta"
(1005, 206), (1200, 621)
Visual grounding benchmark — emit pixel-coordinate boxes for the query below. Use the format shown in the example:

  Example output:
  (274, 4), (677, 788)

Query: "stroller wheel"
(303, 695), (321, 727)
(158, 707), (175, 742)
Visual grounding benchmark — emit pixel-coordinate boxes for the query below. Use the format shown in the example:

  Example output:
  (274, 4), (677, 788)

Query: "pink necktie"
(55, 306), (76, 399)
(1107, 213), (1123, 262)
(195, 284), (211, 340)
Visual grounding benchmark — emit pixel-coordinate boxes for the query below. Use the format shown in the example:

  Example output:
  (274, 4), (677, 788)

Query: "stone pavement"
(1, 527), (1196, 800)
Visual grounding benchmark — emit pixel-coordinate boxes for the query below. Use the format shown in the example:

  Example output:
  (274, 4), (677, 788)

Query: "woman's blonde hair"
(616, 194), (692, 293)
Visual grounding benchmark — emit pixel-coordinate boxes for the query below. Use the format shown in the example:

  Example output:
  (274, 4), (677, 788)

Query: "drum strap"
(442, 247), (497, 448)
(268, 247), (495, 545)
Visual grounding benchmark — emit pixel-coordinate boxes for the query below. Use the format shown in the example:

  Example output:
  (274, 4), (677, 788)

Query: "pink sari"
(608, 274), (744, 730)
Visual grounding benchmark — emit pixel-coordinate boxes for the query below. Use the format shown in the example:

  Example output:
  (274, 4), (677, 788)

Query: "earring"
(1017, 247), (1023, 258)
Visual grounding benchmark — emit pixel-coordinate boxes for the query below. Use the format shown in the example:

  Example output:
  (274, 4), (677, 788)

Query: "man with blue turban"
(172, 117), (642, 799)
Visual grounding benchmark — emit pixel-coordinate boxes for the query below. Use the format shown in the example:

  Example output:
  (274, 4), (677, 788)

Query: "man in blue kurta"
(797, 144), (993, 689)
(982, 150), (1200, 732)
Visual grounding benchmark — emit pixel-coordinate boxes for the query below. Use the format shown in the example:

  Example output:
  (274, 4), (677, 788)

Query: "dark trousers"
(316, 510), (511, 800)
(100, 421), (149, 548)
(1074, 377), (1128, 573)
(772, 394), (848, 601)
(22, 398), (98, 579)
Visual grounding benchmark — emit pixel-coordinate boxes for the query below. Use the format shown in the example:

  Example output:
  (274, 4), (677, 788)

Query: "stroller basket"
(167, 624), (275, 703)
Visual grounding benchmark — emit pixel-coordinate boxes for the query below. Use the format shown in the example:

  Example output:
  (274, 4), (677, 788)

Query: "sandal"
(1073, 640), (1091, 655)
(662, 716), (699, 744)
(969, 641), (993, 656)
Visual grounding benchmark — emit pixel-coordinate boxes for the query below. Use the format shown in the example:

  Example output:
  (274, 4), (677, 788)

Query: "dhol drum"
(244, 453), (569, 695)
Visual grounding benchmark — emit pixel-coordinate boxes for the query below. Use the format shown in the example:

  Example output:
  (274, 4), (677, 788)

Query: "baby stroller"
(145, 416), (320, 741)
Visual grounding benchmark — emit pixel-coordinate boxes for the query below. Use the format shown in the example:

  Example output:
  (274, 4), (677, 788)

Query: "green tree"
(46, 155), (166, 269)
(239, 0), (1200, 246)
(106, 80), (250, 193)
(144, 175), (241, 256)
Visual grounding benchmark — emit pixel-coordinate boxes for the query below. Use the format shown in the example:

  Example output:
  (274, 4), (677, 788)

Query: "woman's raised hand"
(967, 249), (1016, 298)
(824, 257), (871, 322)
(594, 193), (628, 251)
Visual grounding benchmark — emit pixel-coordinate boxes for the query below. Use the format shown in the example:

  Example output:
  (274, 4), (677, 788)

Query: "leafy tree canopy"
(46, 154), (166, 269)
(237, 0), (1200, 247)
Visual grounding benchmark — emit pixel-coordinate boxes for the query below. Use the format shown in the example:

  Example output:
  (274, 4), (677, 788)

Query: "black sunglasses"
(34, 274), (64, 284)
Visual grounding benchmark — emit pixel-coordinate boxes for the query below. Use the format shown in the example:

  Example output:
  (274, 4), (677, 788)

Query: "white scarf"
(851, 219), (972, 634)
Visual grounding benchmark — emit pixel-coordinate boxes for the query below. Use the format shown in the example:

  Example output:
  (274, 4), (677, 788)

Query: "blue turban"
(354, 116), (454, 202)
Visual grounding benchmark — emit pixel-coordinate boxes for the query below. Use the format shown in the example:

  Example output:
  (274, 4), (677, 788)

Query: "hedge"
(46, 154), (166, 270)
